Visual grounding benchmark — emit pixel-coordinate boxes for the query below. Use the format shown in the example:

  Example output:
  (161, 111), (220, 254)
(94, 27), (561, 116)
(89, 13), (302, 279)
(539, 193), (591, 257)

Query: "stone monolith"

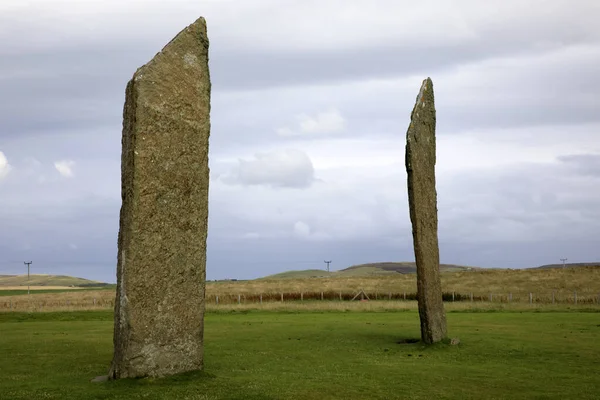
(109, 17), (211, 379)
(405, 77), (447, 344)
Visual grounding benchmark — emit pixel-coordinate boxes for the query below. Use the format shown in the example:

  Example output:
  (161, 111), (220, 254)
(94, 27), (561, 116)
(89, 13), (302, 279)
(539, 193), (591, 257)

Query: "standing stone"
(109, 17), (211, 379)
(405, 77), (447, 344)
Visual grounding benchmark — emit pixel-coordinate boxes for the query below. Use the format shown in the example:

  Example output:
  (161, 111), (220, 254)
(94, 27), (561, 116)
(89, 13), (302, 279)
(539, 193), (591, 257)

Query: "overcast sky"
(1, 0), (599, 282)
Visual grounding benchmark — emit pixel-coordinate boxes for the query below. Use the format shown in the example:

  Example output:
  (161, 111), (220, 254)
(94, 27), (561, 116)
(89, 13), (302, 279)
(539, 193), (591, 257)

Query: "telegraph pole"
(324, 260), (332, 272)
(24, 261), (32, 296)
(560, 258), (567, 268)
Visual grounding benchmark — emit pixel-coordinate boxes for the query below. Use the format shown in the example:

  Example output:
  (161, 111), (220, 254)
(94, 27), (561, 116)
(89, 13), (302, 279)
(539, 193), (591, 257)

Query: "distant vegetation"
(261, 262), (479, 279)
(535, 262), (600, 269)
(261, 261), (600, 280)
(2, 265), (600, 310)
(0, 274), (109, 288)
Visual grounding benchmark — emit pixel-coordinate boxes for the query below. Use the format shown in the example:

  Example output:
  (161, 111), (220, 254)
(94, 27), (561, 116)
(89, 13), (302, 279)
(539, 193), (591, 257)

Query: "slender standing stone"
(405, 77), (448, 344)
(109, 17), (211, 379)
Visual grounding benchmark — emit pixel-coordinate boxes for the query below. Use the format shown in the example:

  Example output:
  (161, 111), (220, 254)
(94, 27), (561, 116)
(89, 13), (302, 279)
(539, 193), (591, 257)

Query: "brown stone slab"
(109, 17), (211, 379)
(405, 77), (447, 344)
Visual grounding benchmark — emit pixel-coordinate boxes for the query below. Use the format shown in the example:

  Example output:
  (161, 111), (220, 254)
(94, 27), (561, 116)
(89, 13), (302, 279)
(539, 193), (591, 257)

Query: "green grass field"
(1, 309), (599, 399)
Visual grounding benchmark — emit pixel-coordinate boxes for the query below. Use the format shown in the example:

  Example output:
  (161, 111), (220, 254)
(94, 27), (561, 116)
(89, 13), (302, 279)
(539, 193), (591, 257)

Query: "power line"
(324, 260), (332, 272)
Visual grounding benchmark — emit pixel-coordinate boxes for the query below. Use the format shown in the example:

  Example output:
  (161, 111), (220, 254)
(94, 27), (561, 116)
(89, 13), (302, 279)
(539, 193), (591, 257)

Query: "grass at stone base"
(1, 310), (599, 400)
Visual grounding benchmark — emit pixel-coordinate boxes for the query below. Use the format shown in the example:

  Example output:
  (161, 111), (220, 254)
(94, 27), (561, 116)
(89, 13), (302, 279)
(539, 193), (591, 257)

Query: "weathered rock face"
(405, 77), (447, 344)
(109, 17), (211, 379)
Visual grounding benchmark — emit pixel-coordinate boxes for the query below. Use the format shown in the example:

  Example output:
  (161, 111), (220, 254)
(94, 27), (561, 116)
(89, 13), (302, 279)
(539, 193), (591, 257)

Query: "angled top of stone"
(409, 77), (434, 128)
(405, 77), (436, 170)
(128, 17), (210, 128)
(132, 16), (209, 82)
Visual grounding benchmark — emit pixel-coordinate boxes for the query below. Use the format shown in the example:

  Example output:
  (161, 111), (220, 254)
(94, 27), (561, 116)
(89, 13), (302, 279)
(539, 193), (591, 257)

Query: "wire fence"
(207, 290), (600, 305)
(3, 289), (599, 312)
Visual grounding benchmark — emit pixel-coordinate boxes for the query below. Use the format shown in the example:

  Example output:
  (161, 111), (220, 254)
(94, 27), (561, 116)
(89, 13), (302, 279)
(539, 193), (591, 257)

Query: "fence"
(2, 290), (600, 311)
(206, 290), (600, 305)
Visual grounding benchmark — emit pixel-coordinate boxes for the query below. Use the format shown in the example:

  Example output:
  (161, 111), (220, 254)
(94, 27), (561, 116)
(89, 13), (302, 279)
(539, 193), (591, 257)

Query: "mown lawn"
(0, 310), (599, 399)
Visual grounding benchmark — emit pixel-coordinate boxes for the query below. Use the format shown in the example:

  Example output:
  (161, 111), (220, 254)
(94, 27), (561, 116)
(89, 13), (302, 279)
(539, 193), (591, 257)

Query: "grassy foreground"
(1, 310), (599, 399)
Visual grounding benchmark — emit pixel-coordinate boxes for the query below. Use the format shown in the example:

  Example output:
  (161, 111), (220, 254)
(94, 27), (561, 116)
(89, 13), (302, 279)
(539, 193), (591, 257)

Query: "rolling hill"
(534, 262), (600, 269)
(260, 262), (480, 279)
(0, 274), (109, 288)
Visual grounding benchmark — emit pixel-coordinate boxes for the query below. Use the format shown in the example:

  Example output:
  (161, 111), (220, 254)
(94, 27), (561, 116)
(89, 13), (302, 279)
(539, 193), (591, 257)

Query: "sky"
(1, 0), (599, 282)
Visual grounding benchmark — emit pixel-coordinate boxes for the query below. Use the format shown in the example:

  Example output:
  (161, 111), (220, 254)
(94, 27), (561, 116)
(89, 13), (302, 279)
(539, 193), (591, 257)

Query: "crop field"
(1, 309), (599, 399)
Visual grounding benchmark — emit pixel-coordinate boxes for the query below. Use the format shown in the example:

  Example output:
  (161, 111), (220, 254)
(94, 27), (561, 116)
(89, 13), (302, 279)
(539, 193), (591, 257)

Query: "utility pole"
(24, 261), (32, 296)
(324, 260), (332, 272)
(560, 258), (568, 268)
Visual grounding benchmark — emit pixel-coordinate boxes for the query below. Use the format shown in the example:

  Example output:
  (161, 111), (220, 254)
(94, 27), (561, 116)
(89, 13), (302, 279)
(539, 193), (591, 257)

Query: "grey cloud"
(437, 159), (600, 245)
(220, 149), (316, 189)
(558, 154), (600, 177)
(4, 8), (600, 141)
(2, 1), (600, 282)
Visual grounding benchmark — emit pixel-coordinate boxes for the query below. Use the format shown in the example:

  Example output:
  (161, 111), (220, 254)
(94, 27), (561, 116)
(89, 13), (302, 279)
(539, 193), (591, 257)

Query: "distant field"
(0, 274), (108, 288)
(0, 286), (115, 298)
(1, 310), (599, 399)
(0, 286), (86, 291)
(214, 266), (600, 298)
(2, 266), (600, 311)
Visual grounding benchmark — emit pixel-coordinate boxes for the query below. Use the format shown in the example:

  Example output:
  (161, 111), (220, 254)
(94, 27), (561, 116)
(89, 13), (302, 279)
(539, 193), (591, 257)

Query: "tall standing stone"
(109, 17), (211, 379)
(405, 77), (447, 344)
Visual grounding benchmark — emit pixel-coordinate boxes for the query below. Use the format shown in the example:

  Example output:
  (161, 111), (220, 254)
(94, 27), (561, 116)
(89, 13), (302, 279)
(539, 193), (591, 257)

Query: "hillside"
(534, 262), (600, 269)
(0, 274), (108, 288)
(260, 262), (480, 280)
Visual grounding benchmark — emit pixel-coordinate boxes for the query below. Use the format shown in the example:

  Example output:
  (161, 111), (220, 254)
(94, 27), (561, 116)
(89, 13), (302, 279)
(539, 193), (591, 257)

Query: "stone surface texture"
(405, 77), (448, 344)
(109, 17), (211, 379)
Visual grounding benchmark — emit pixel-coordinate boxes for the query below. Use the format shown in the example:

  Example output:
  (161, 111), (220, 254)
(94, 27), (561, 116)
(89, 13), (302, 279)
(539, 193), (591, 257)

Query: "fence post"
(452, 292), (455, 302)
(508, 293), (512, 303)
(216, 295), (219, 305)
(470, 292), (473, 302)
(339, 291), (342, 301)
(260, 294), (262, 304)
(529, 293), (533, 304)
(321, 292), (324, 301)
(552, 291), (555, 304)
(403, 291), (406, 300)
(489, 293), (492, 302)
(238, 294), (241, 304)
(281, 293), (284, 302)
(301, 292), (303, 301)
(574, 291), (577, 305)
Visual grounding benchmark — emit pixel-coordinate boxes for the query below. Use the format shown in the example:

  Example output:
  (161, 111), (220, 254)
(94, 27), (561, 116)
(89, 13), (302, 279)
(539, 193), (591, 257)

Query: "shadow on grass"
(102, 370), (218, 387)
(396, 338), (420, 344)
(95, 370), (278, 400)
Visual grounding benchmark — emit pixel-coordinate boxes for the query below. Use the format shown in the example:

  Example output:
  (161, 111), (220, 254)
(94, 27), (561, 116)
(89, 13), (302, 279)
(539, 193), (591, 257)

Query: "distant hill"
(534, 262), (600, 269)
(0, 274), (109, 288)
(260, 262), (480, 280)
